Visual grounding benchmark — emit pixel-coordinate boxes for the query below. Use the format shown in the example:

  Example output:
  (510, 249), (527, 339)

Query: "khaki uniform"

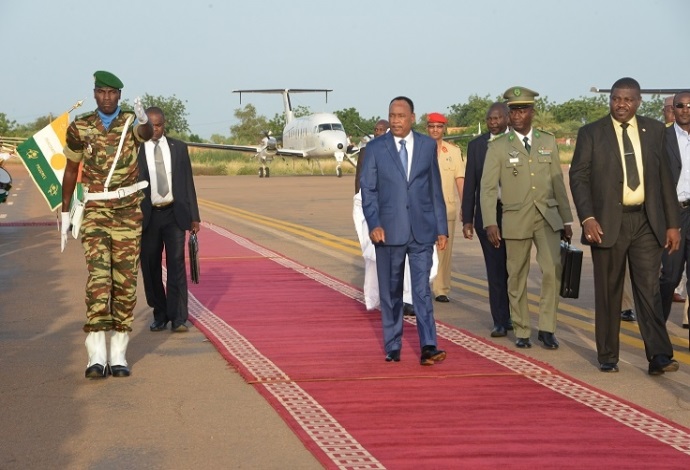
(432, 141), (465, 298)
(64, 111), (145, 332)
(480, 129), (573, 338)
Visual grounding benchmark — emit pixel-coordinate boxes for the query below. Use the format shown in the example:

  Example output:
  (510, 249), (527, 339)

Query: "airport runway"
(1, 164), (689, 468)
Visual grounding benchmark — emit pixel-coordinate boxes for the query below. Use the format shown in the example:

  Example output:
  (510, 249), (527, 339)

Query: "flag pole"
(66, 100), (84, 115)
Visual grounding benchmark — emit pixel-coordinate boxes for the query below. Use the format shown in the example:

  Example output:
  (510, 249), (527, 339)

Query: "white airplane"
(188, 89), (354, 178)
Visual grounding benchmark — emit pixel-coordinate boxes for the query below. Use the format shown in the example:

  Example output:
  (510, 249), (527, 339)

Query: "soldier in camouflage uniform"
(61, 70), (153, 379)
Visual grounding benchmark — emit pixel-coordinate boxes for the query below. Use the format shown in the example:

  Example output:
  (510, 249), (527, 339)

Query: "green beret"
(503, 86), (539, 108)
(93, 70), (124, 89)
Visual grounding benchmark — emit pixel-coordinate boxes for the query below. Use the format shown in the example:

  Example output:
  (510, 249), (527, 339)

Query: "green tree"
(447, 94), (494, 128)
(121, 94), (190, 136)
(638, 94), (664, 121)
(230, 104), (268, 144)
(333, 107), (380, 139)
(0, 113), (17, 135)
(551, 96), (608, 125)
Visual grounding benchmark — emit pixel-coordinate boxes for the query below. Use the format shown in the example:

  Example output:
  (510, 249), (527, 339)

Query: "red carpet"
(188, 224), (690, 469)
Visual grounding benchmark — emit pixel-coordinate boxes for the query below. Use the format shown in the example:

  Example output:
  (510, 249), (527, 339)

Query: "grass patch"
(189, 149), (357, 176)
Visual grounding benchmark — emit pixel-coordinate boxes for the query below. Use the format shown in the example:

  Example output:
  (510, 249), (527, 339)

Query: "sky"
(2, 0), (686, 139)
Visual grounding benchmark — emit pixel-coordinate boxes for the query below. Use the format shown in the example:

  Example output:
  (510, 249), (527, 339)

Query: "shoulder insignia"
(76, 110), (96, 120)
(535, 128), (554, 136)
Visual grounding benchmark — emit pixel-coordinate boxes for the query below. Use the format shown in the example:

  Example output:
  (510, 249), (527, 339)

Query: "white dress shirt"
(144, 135), (174, 206)
(394, 131), (414, 179)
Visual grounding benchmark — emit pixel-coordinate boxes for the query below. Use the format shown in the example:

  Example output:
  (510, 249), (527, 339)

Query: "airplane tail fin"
(233, 89), (332, 124)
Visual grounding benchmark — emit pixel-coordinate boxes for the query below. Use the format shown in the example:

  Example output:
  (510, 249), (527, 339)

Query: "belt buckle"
(117, 188), (126, 198)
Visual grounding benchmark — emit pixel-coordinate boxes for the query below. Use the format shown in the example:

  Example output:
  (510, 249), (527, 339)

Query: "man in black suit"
(138, 107), (201, 333)
(659, 91), (690, 330)
(461, 102), (512, 337)
(569, 77), (680, 374)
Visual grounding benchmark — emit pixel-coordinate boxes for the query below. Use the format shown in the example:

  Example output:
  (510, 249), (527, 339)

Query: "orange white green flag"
(15, 102), (82, 211)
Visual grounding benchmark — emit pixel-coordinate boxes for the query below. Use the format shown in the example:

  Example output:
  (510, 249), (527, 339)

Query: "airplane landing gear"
(336, 166), (342, 178)
(259, 167), (264, 178)
(259, 167), (270, 178)
(265, 167), (270, 178)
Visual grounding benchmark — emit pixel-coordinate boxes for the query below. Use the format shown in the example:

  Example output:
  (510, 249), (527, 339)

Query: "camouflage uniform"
(64, 110), (146, 332)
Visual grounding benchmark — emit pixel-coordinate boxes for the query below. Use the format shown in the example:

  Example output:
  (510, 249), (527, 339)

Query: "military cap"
(427, 112), (448, 124)
(93, 70), (124, 89)
(503, 86), (539, 108)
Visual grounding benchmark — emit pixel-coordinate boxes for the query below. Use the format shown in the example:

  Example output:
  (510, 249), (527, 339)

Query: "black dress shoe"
(648, 355), (680, 376)
(490, 326), (507, 337)
(171, 323), (189, 333)
(683, 323), (689, 329)
(110, 365), (130, 377)
(403, 303), (415, 316)
(620, 310), (636, 322)
(506, 322), (514, 331)
(85, 363), (108, 379)
(599, 363), (619, 373)
(537, 331), (559, 349)
(385, 350), (401, 362)
(515, 337), (531, 348)
(150, 320), (168, 332)
(435, 295), (450, 303)
(420, 346), (446, 365)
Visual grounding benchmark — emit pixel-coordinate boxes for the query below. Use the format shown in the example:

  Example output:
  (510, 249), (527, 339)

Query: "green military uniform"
(432, 141), (465, 298)
(480, 87), (573, 340)
(64, 94), (146, 333)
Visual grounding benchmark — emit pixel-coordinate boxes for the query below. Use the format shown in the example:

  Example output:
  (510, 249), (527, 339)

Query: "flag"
(16, 113), (70, 211)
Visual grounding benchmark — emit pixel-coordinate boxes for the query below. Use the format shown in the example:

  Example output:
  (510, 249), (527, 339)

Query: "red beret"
(427, 112), (447, 124)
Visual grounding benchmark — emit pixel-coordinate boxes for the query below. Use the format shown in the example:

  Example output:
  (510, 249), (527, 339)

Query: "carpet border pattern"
(191, 223), (690, 464)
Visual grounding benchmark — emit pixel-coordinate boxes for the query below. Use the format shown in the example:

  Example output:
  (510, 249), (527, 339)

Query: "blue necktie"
(399, 139), (408, 178)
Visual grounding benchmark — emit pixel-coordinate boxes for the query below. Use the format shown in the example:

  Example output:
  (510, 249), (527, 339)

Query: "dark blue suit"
(360, 131), (448, 353)
(462, 133), (511, 329)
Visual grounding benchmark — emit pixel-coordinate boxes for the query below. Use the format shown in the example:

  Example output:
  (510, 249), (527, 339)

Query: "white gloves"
(134, 97), (147, 124)
(60, 212), (70, 252)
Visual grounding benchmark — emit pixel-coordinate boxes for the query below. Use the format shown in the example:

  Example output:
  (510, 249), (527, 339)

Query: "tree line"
(1, 94), (666, 145)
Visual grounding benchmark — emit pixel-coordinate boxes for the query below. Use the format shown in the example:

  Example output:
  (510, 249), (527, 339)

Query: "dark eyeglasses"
(675, 103), (690, 109)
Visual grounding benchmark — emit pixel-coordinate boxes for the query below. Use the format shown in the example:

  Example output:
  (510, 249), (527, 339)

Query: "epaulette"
(534, 128), (554, 137)
(76, 110), (97, 120)
(443, 140), (460, 149)
(491, 133), (509, 141)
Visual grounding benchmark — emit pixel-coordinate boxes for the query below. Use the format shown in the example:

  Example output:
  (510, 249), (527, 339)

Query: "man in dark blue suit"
(461, 102), (512, 338)
(360, 96), (449, 365)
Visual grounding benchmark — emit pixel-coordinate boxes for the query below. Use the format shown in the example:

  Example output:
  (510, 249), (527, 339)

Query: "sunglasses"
(675, 103), (690, 109)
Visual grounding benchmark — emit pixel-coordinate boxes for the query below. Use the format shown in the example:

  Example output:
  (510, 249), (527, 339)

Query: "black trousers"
(659, 206), (690, 321)
(591, 210), (673, 364)
(141, 206), (188, 326)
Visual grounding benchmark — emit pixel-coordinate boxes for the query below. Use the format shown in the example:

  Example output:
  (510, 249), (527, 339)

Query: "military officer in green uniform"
(480, 86), (573, 350)
(61, 70), (153, 379)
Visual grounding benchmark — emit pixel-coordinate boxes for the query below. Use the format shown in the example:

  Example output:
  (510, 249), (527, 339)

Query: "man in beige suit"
(480, 86), (573, 350)
(427, 112), (465, 303)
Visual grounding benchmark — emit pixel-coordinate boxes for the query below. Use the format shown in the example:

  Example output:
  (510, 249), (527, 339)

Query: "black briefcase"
(560, 241), (583, 298)
(188, 232), (200, 284)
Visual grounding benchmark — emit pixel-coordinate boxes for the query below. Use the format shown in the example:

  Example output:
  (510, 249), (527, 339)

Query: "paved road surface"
(1, 163), (689, 469)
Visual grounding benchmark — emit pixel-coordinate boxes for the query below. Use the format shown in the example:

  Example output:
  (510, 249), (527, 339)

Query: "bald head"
(374, 119), (389, 137)
(486, 102), (510, 136)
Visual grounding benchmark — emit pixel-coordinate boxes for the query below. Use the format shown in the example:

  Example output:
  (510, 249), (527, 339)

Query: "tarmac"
(1, 161), (689, 469)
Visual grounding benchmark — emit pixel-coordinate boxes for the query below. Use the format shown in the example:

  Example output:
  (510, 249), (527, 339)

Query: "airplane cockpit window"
(332, 123), (344, 131)
(318, 124), (332, 132)
(318, 123), (344, 132)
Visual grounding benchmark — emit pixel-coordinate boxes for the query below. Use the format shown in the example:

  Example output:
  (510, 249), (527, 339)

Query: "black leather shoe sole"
(385, 350), (401, 362)
(649, 359), (679, 376)
(434, 295), (450, 303)
(515, 338), (532, 348)
(537, 331), (559, 349)
(620, 310), (636, 322)
(110, 365), (131, 377)
(420, 349), (446, 365)
(172, 324), (189, 333)
(85, 363), (108, 379)
(490, 326), (507, 337)
(599, 363), (619, 373)
(150, 321), (168, 332)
